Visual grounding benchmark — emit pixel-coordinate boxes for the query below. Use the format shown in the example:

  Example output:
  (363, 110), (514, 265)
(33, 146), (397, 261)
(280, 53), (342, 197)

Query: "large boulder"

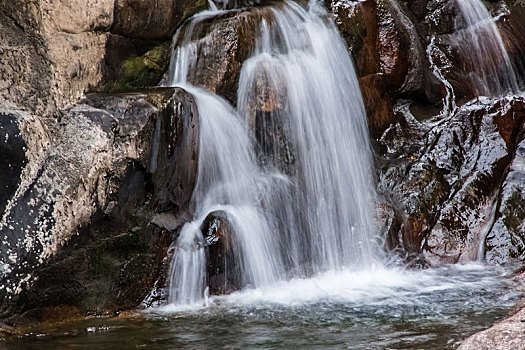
(164, 6), (273, 104)
(0, 88), (200, 326)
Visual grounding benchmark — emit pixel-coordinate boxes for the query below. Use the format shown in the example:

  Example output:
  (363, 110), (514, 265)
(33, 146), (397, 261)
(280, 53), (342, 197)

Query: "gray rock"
(0, 88), (201, 321)
(458, 303), (525, 350)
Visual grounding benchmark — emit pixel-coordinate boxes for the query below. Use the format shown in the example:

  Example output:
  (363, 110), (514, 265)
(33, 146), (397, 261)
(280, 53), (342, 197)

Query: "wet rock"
(210, 0), (271, 10)
(200, 211), (242, 295)
(485, 138), (525, 264)
(331, 0), (394, 138)
(424, 0), (457, 35)
(425, 0), (525, 101)
(458, 306), (525, 350)
(167, 7), (272, 104)
(151, 88), (200, 222)
(0, 87), (199, 319)
(377, 96), (525, 264)
(359, 74), (396, 139)
(238, 65), (296, 174)
(497, 0), (525, 83)
(331, 0), (442, 137)
(0, 112), (28, 216)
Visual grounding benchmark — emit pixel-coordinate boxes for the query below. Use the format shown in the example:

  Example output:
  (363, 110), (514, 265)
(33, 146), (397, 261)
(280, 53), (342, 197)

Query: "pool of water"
(3, 263), (524, 349)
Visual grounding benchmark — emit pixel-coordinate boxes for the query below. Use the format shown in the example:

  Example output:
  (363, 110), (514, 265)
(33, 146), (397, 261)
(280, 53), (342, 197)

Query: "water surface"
(4, 263), (524, 349)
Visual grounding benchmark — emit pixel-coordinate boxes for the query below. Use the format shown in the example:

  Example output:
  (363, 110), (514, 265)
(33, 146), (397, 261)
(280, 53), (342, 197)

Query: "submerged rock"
(458, 300), (525, 350)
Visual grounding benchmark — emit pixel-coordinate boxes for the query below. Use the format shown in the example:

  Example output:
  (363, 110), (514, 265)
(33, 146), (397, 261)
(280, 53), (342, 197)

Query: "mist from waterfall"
(164, 0), (381, 305)
(455, 0), (520, 96)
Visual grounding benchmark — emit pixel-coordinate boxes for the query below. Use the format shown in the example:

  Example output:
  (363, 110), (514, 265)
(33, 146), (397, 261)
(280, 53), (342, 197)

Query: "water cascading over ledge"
(164, 0), (382, 305)
(455, 0), (521, 96)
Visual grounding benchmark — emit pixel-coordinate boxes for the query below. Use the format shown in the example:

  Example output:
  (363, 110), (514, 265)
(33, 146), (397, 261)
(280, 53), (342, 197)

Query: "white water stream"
(455, 0), (520, 96)
(163, 0), (523, 307)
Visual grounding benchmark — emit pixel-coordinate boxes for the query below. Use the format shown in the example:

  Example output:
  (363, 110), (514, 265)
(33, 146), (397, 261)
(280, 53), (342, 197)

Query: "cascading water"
(237, 1), (379, 273)
(165, 0), (381, 305)
(166, 84), (287, 305)
(455, 0), (520, 96)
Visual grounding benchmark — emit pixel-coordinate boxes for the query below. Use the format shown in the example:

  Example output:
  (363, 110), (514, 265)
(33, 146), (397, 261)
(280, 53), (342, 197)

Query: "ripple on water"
(4, 263), (524, 350)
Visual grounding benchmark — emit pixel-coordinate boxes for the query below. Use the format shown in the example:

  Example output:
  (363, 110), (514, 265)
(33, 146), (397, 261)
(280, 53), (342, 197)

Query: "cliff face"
(332, 0), (525, 266)
(0, 0), (524, 329)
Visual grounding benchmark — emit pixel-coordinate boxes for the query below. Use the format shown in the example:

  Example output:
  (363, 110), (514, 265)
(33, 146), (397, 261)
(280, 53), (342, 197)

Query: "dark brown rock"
(331, 0), (443, 137)
(151, 88), (200, 222)
(171, 7), (272, 105)
(201, 211), (242, 295)
(359, 74), (396, 139)
(112, 0), (208, 40)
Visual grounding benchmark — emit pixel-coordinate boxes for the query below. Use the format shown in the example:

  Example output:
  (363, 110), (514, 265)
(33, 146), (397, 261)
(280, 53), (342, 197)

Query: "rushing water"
(237, 0), (378, 273)
(455, 0), (520, 96)
(167, 84), (287, 304)
(165, 0), (380, 306)
(4, 264), (524, 349)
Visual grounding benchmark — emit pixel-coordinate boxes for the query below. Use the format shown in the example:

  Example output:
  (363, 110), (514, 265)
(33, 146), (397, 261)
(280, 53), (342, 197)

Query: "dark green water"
(3, 264), (524, 349)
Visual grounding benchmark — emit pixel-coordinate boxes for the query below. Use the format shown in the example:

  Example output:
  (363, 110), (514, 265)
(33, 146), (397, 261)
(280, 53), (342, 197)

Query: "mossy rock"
(108, 42), (171, 92)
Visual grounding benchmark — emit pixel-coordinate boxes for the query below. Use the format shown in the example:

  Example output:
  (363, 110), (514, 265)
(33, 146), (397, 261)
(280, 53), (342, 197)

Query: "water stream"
(165, 0), (381, 306)
(455, 0), (520, 96)
(2, 1), (524, 349)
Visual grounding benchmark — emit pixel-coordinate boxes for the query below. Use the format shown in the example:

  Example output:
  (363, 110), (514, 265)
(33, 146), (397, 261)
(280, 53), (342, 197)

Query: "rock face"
(0, 88), (200, 324)
(329, 0), (525, 266)
(0, 0), (113, 115)
(378, 96), (525, 264)
(331, 0), (443, 137)
(486, 138), (525, 264)
(0, 0), (206, 116)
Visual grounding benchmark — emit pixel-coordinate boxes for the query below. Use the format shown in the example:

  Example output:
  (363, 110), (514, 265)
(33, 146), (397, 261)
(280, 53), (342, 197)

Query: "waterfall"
(165, 0), (381, 306)
(237, 1), (378, 272)
(455, 0), (520, 96)
(166, 84), (287, 305)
